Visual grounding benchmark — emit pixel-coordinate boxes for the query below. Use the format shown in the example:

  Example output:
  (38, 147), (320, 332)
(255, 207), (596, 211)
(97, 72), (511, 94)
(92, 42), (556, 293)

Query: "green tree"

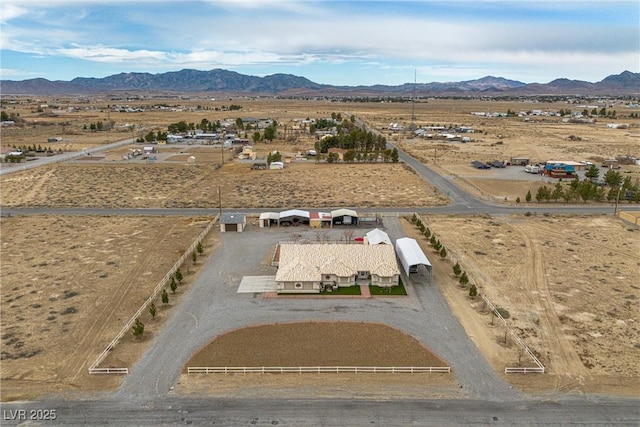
(191, 250), (197, 264)
(175, 268), (183, 284)
(453, 262), (462, 276)
(391, 147), (399, 163)
(585, 164), (600, 182)
(343, 149), (356, 162)
(0, 111), (9, 121)
(459, 271), (469, 287)
(252, 131), (261, 144)
(197, 241), (204, 255)
(170, 276), (177, 293)
(469, 284), (478, 298)
(263, 125), (276, 142)
(535, 186), (550, 203)
(162, 289), (169, 304)
(604, 169), (622, 187)
(132, 319), (144, 337)
(515, 196), (521, 203)
(149, 303), (157, 319)
(551, 182), (564, 202)
(424, 228), (431, 238)
(525, 190), (532, 202)
(439, 247), (447, 259)
(235, 117), (244, 130)
(411, 213), (418, 224)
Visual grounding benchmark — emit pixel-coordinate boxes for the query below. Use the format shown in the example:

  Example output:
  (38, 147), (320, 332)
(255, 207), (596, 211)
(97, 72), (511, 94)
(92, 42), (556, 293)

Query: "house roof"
(365, 228), (391, 245)
(395, 237), (431, 276)
(331, 208), (358, 218)
(276, 243), (399, 282)
(279, 209), (310, 219)
(220, 213), (246, 224)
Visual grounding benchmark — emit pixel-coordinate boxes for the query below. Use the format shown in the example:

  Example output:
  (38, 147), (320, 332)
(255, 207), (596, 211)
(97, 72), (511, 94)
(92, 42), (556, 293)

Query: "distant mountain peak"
(1, 70), (638, 96)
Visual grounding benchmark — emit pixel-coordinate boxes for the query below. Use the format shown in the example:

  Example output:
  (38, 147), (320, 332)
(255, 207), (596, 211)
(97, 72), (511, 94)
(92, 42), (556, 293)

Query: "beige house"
(275, 243), (400, 293)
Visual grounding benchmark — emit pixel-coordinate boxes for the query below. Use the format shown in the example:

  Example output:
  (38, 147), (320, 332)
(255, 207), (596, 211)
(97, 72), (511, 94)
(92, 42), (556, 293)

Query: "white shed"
(395, 237), (432, 283)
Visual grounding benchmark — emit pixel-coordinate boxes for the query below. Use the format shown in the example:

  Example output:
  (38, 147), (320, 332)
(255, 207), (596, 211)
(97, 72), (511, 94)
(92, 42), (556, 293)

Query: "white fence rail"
(88, 215), (218, 375)
(188, 366), (451, 374)
(480, 294), (546, 374)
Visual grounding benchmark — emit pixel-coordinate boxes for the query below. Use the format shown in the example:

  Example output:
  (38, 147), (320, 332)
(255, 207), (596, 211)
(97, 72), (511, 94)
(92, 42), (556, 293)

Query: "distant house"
(275, 243), (400, 293)
(269, 161), (284, 170)
(510, 157), (529, 166)
(219, 213), (246, 232)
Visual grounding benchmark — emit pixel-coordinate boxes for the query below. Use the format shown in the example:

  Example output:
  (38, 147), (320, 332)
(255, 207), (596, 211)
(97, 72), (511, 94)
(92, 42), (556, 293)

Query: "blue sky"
(1, 0), (638, 86)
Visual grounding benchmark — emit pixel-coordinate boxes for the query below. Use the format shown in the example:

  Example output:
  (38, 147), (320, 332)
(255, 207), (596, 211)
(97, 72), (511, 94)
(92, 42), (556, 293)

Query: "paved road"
(0, 138), (135, 176)
(2, 396), (638, 426)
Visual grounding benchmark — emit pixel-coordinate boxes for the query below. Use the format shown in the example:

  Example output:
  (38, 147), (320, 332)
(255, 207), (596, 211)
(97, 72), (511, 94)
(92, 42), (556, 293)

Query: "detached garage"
(220, 213), (246, 232)
(395, 237), (432, 283)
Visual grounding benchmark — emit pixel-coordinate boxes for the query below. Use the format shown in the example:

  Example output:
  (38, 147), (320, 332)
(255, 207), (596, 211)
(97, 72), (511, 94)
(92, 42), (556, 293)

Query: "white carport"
(395, 237), (432, 283)
(364, 228), (391, 245)
(279, 209), (310, 226)
(331, 208), (358, 226)
(259, 212), (279, 228)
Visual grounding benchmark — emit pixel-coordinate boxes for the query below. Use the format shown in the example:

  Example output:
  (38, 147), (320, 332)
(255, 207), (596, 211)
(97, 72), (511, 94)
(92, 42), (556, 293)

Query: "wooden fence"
(88, 215), (218, 375)
(188, 366), (451, 374)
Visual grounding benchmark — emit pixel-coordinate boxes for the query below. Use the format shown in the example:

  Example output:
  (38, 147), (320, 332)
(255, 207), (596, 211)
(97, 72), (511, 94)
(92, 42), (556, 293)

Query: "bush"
(459, 271), (469, 287)
(469, 284), (478, 298)
(494, 307), (510, 319)
(453, 262), (461, 276)
(132, 319), (144, 337)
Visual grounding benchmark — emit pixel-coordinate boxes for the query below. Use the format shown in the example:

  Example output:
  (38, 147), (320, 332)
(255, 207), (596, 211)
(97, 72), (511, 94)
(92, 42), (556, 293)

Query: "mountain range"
(1, 69), (638, 96)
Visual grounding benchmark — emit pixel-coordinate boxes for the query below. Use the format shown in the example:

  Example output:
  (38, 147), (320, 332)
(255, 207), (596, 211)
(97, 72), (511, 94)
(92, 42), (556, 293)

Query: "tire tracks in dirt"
(56, 222), (178, 381)
(513, 224), (589, 381)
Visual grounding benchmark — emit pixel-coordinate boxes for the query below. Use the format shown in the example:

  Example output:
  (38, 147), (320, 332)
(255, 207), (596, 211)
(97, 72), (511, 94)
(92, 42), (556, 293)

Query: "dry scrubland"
(2, 97), (640, 399)
(0, 162), (446, 209)
(403, 215), (639, 395)
(0, 215), (212, 400)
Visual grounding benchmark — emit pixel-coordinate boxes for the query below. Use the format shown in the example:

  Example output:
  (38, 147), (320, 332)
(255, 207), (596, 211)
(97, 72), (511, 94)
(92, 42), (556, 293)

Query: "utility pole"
(614, 184), (623, 216)
(217, 185), (222, 218)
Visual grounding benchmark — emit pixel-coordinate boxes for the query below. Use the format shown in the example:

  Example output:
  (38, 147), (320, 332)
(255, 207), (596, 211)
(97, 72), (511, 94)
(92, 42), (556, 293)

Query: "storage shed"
(395, 237), (432, 283)
(219, 213), (246, 232)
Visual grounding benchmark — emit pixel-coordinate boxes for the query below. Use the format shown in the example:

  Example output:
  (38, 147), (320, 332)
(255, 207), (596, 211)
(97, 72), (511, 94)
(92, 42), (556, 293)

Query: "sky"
(1, 0), (638, 86)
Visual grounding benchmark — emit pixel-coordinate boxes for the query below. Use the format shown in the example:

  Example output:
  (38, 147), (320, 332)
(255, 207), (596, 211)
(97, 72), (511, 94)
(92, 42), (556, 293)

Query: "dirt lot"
(0, 161), (446, 209)
(402, 214), (639, 396)
(0, 215), (213, 400)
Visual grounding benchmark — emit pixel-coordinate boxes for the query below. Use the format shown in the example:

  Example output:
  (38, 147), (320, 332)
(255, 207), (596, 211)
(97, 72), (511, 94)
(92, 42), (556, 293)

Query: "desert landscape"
(1, 97), (639, 401)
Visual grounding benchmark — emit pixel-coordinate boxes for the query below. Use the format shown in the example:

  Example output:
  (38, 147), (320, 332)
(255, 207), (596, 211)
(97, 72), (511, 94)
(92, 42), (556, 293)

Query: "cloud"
(0, 3), (28, 23)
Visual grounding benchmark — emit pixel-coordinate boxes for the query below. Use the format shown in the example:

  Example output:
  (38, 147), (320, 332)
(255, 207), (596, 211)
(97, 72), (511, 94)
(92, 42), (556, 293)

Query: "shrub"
(494, 307), (510, 319)
(469, 284), (478, 298)
(453, 262), (461, 276)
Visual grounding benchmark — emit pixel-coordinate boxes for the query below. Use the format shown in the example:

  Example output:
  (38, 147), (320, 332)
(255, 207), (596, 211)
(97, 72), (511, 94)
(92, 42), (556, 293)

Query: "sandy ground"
(402, 215), (639, 396)
(0, 215), (213, 401)
(0, 161), (447, 209)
